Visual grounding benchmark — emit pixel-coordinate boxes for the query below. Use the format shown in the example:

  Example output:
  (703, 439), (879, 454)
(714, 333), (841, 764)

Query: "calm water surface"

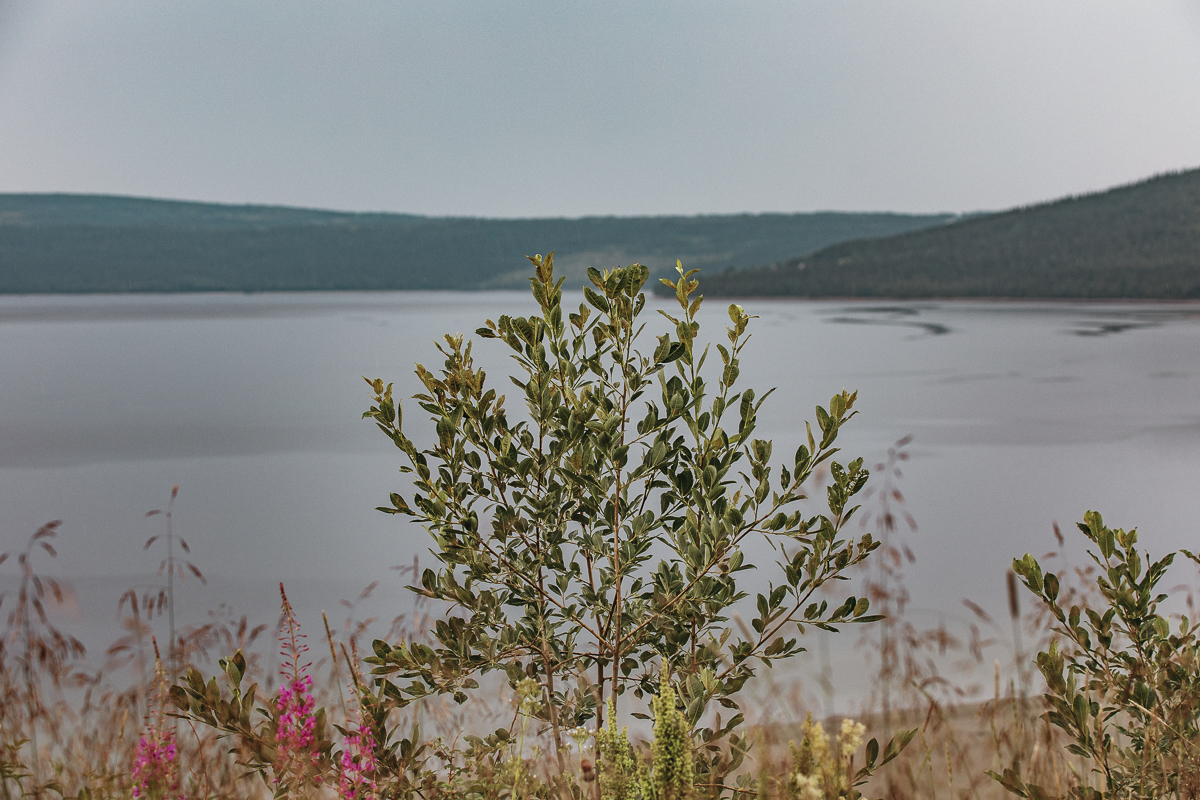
(2, 292), (1199, 709)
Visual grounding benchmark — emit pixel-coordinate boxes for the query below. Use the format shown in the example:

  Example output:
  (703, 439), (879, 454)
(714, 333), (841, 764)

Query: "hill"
(0, 195), (950, 293)
(697, 168), (1200, 299)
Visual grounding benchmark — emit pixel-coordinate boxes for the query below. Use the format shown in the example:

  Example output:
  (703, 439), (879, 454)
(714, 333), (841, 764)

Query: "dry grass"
(0, 465), (1163, 800)
(0, 543), (1085, 800)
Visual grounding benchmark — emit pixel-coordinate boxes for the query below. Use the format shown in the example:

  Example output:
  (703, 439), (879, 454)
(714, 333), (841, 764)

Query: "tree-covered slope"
(0, 194), (950, 293)
(698, 168), (1200, 299)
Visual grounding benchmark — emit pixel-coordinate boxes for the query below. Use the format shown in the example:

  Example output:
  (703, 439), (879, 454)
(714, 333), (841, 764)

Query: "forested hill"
(697, 168), (1200, 299)
(0, 194), (951, 293)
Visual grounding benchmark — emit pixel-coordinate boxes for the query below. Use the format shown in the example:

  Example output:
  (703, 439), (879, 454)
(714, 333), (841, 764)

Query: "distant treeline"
(0, 194), (950, 294)
(697, 167), (1200, 299)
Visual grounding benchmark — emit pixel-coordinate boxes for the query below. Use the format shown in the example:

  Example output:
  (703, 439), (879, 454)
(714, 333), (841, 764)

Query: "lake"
(2, 291), (1199, 711)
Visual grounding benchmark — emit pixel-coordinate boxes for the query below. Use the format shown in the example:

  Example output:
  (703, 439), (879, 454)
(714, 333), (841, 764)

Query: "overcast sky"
(1, 1), (1199, 217)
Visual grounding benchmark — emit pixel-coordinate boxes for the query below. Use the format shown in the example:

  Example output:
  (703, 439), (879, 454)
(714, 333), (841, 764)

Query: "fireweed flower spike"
(338, 722), (378, 800)
(131, 729), (180, 800)
(132, 646), (181, 800)
(275, 583), (322, 794)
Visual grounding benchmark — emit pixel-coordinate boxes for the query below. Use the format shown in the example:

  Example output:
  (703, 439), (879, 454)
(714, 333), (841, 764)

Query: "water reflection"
(825, 304), (952, 336)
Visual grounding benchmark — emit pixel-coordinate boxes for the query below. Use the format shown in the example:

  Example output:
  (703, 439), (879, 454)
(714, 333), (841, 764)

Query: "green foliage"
(595, 699), (644, 800)
(650, 667), (694, 800)
(364, 253), (884, 794)
(700, 168), (1200, 299)
(0, 739), (32, 797)
(171, 647), (442, 799)
(593, 668), (710, 800)
(170, 651), (323, 792)
(992, 510), (1200, 800)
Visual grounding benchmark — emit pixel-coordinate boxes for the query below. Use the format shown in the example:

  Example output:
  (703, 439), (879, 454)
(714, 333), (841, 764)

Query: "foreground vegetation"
(699, 167), (1200, 299)
(3, 261), (1199, 799)
(10, 507), (1188, 799)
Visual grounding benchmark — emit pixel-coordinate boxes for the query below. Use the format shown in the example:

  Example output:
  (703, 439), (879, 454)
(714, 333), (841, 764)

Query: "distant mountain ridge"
(0, 193), (417, 228)
(698, 168), (1200, 299)
(0, 194), (952, 294)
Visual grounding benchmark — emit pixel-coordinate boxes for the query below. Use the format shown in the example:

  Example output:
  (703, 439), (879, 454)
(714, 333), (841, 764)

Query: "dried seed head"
(1007, 569), (1021, 620)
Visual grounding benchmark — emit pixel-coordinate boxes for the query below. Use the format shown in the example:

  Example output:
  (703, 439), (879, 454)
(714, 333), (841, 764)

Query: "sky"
(1, 1), (1199, 218)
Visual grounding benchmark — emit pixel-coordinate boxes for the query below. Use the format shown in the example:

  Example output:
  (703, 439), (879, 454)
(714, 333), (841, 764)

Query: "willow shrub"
(994, 511), (1200, 800)
(363, 255), (904, 791)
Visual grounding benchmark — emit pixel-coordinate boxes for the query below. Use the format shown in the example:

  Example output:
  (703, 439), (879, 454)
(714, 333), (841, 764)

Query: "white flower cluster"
(838, 718), (866, 761)
(789, 713), (869, 800)
(792, 772), (824, 800)
(564, 726), (594, 753)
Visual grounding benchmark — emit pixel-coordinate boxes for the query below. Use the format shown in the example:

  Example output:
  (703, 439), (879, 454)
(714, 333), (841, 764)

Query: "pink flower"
(338, 726), (379, 800)
(131, 727), (180, 799)
(275, 673), (320, 782)
(274, 583), (322, 790)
